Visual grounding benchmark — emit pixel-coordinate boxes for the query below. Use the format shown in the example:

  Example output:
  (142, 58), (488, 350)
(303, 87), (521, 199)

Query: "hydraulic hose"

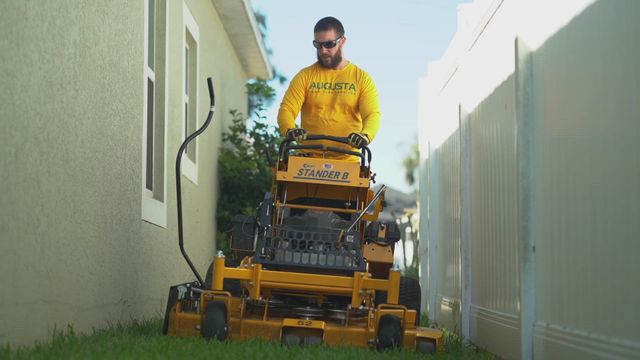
(175, 77), (215, 286)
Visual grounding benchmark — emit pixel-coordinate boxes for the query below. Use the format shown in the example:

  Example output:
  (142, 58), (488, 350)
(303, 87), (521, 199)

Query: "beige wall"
(0, 0), (254, 346)
(419, 0), (640, 359)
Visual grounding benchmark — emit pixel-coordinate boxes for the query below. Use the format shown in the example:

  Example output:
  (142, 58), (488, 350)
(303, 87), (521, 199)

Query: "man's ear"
(341, 36), (347, 46)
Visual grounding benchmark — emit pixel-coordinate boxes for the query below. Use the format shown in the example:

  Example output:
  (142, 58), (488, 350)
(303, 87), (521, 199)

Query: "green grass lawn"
(1, 318), (496, 360)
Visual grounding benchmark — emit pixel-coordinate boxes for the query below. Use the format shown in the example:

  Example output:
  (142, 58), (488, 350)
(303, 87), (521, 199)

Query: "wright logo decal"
(282, 156), (363, 186)
(295, 163), (350, 182)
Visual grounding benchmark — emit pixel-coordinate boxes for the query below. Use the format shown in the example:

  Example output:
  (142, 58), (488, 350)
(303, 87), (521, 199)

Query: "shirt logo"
(308, 82), (356, 93)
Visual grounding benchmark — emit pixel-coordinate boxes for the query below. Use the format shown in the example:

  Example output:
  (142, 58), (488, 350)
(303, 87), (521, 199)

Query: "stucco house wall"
(0, 0), (270, 346)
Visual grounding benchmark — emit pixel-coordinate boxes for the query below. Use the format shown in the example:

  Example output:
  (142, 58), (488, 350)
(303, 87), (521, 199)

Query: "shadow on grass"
(1, 316), (497, 360)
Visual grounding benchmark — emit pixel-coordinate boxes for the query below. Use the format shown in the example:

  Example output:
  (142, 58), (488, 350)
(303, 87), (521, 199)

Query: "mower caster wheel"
(282, 333), (301, 346)
(416, 338), (436, 354)
(304, 335), (322, 345)
(201, 301), (228, 341)
(376, 314), (402, 351)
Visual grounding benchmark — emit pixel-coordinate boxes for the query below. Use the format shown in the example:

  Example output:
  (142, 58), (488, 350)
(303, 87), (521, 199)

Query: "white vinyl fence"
(419, 1), (640, 359)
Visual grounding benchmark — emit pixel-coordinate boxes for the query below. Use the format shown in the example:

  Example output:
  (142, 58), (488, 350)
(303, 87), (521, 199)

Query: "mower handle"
(306, 134), (351, 145)
(279, 134), (372, 166)
(283, 144), (366, 164)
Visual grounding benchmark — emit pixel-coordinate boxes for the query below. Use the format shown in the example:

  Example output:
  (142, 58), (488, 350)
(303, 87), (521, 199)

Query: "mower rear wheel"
(375, 276), (422, 325)
(376, 314), (403, 351)
(201, 301), (228, 341)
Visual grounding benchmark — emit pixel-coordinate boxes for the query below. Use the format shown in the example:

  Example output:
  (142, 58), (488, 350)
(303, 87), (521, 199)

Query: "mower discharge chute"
(163, 77), (443, 353)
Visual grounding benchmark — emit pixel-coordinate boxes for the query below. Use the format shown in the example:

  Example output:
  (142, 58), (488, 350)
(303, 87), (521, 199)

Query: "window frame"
(141, 0), (168, 227)
(181, 2), (200, 184)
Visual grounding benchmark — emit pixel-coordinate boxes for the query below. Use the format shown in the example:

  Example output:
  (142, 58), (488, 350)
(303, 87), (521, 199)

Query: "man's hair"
(314, 17), (345, 38)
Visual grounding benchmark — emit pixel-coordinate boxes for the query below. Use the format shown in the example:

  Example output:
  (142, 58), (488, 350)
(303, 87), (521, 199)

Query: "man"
(277, 16), (381, 160)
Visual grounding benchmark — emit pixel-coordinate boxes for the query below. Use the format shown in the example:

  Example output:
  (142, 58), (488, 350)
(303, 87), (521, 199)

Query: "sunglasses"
(312, 36), (343, 49)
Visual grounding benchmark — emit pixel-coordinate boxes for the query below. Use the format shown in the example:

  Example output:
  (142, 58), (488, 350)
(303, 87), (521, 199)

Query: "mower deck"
(165, 257), (443, 352)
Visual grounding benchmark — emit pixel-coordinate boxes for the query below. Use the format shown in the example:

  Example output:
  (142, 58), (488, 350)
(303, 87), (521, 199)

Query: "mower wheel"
(204, 259), (242, 296)
(201, 301), (228, 341)
(282, 332), (301, 346)
(416, 338), (437, 354)
(161, 286), (179, 335)
(375, 276), (421, 325)
(376, 314), (403, 351)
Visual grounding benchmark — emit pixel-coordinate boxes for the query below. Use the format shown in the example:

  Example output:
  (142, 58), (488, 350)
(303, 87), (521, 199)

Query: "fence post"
(515, 36), (535, 360)
(459, 104), (472, 342)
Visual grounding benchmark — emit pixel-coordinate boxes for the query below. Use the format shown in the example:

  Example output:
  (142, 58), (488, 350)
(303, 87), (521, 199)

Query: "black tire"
(376, 314), (403, 351)
(282, 332), (302, 346)
(201, 301), (228, 341)
(374, 276), (421, 325)
(204, 257), (242, 296)
(416, 338), (437, 354)
(162, 286), (180, 335)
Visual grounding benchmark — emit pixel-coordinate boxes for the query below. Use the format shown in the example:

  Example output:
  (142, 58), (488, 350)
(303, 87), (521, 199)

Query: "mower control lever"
(176, 77), (217, 287)
(346, 184), (386, 232)
(207, 77), (215, 108)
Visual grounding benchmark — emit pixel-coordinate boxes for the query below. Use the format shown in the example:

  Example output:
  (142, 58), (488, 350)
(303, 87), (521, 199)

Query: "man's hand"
(286, 127), (307, 142)
(347, 132), (369, 148)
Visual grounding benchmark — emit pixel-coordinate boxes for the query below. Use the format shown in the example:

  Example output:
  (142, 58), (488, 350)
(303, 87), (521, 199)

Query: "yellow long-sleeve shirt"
(277, 62), (381, 158)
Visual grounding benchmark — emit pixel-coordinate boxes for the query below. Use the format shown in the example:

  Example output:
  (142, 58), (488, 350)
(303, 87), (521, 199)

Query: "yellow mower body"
(165, 135), (443, 353)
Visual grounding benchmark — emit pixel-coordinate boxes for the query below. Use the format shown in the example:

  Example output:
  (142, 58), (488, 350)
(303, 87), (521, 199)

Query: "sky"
(250, 0), (469, 194)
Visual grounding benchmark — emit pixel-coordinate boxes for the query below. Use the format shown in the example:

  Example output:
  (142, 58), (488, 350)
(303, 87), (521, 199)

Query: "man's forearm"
(277, 106), (298, 136)
(361, 111), (381, 142)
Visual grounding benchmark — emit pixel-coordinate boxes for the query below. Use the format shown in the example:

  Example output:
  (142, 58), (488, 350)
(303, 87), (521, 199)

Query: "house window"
(142, 0), (167, 227)
(182, 3), (199, 184)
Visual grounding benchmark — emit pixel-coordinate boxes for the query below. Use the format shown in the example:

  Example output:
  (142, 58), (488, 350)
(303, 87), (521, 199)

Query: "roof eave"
(211, 0), (273, 80)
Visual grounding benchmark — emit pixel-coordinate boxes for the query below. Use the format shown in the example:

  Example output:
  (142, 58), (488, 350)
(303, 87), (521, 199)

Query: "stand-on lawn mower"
(162, 77), (443, 353)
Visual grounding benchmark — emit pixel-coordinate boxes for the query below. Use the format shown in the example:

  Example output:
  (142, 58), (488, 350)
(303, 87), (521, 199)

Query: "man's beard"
(317, 49), (342, 69)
